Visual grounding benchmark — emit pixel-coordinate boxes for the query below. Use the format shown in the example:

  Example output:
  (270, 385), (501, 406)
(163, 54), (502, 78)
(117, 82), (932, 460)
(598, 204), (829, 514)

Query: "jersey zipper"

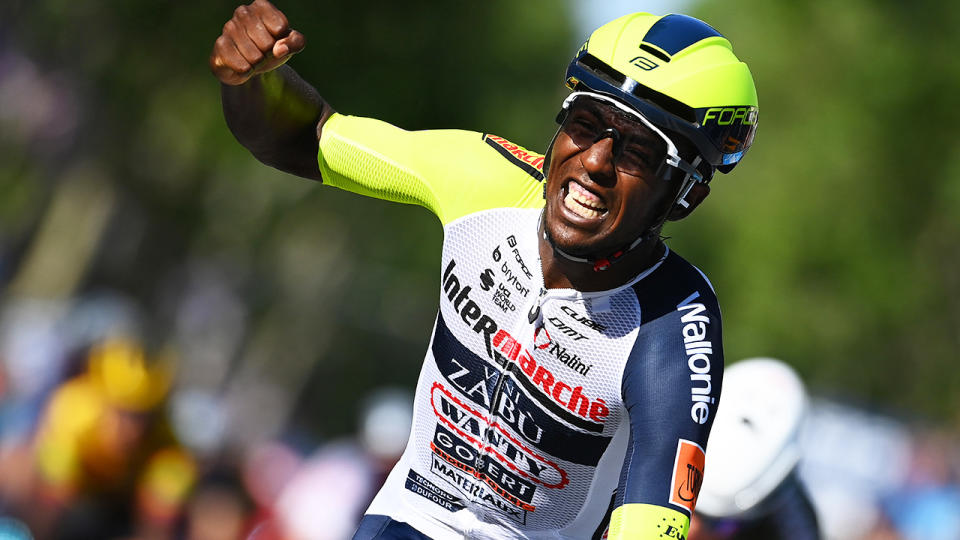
(475, 286), (548, 473)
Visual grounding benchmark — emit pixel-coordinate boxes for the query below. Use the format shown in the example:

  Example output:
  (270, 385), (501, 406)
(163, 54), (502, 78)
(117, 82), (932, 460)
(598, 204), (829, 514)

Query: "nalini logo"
(669, 439), (705, 512)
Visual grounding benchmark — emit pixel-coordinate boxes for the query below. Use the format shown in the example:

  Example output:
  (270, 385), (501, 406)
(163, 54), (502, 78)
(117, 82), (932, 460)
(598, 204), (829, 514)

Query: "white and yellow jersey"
(318, 113), (723, 539)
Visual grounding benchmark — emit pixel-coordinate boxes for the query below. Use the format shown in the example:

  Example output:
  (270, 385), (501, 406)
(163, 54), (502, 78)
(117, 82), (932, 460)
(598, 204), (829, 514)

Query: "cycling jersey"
(318, 113), (724, 539)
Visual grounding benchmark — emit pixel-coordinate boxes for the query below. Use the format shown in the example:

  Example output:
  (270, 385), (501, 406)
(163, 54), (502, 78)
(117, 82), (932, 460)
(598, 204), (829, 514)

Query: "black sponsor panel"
(405, 469), (466, 513)
(432, 313), (611, 465)
(432, 424), (536, 506)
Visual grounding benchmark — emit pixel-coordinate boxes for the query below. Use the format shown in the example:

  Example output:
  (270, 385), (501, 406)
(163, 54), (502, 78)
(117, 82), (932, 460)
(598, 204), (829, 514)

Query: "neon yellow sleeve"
(317, 113), (545, 225)
(608, 503), (690, 539)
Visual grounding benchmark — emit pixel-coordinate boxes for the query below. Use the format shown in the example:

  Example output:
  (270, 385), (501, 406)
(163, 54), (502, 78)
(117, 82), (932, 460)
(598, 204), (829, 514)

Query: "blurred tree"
(1, 0), (574, 440)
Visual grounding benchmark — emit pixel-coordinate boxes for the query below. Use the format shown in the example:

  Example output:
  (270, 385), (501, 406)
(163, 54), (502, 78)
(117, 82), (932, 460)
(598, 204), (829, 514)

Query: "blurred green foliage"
(2, 0), (958, 439)
(675, 0), (960, 419)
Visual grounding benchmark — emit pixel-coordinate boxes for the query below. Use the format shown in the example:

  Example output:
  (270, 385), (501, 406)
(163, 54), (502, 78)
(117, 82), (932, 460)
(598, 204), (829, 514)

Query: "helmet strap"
(674, 156), (705, 209)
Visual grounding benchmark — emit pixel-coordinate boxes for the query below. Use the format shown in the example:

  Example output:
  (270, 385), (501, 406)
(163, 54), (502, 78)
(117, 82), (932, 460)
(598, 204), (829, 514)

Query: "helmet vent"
(579, 53), (625, 87)
(639, 44), (671, 63)
(577, 54), (696, 123)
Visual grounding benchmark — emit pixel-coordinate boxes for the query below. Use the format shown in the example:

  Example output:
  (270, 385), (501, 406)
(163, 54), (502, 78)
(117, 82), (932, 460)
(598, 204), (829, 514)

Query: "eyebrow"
(583, 100), (659, 132)
(576, 101), (661, 144)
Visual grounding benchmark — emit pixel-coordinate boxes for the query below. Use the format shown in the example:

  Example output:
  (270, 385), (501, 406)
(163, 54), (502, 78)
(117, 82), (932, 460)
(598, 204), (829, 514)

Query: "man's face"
(543, 97), (687, 258)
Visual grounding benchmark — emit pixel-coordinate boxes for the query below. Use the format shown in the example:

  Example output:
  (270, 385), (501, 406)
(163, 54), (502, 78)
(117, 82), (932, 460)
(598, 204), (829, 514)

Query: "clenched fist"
(210, 0), (305, 86)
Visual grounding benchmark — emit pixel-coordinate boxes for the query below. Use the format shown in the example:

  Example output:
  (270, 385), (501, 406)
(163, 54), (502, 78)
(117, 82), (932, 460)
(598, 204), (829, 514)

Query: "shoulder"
(321, 114), (546, 220)
(622, 249), (723, 421)
(478, 133), (545, 183)
(629, 249), (720, 326)
(322, 114), (544, 183)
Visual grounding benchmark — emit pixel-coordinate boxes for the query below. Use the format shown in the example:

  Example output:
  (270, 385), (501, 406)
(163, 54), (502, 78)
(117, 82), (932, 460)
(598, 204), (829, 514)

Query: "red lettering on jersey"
(430, 383), (569, 489)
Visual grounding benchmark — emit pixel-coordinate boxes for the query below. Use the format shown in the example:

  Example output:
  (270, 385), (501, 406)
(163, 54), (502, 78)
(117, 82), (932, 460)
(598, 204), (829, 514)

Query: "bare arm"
(210, 0), (332, 181)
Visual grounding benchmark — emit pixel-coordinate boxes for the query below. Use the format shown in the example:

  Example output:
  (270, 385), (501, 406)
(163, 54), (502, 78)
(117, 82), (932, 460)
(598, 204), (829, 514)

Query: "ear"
(667, 183), (710, 221)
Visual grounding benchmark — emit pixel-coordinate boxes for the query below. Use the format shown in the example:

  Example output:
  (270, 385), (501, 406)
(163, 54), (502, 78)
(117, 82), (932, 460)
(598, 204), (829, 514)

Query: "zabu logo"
(669, 439), (705, 512)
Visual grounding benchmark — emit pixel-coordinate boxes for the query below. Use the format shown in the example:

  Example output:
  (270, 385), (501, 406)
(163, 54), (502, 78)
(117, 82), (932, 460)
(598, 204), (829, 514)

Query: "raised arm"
(210, 0), (332, 180)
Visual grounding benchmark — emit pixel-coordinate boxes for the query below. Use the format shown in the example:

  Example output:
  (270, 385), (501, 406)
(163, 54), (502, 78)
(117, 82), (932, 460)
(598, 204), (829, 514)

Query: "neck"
(538, 222), (665, 292)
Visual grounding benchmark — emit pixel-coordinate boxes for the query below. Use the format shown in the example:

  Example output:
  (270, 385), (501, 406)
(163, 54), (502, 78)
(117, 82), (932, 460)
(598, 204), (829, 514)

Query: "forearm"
(221, 65), (331, 180)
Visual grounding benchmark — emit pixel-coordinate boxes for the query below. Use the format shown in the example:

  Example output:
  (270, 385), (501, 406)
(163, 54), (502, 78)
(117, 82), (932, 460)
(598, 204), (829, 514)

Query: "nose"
(578, 135), (617, 181)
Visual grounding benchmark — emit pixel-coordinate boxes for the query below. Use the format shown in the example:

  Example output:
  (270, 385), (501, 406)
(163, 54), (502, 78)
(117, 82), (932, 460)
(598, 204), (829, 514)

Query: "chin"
(546, 221), (606, 258)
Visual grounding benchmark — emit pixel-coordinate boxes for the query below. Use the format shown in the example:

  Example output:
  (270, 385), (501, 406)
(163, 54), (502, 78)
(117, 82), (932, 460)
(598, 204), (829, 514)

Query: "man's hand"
(210, 0), (306, 86)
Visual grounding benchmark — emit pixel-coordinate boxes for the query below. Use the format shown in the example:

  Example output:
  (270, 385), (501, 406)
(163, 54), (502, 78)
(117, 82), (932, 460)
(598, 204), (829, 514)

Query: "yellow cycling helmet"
(564, 13), (758, 174)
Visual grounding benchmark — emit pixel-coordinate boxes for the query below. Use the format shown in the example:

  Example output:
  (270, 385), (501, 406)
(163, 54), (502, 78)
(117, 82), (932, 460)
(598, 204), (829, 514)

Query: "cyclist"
(691, 358), (821, 540)
(211, 2), (759, 538)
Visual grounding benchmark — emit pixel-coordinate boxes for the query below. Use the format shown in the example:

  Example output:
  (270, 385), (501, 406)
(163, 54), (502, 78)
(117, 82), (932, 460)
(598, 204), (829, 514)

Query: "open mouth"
(563, 180), (607, 220)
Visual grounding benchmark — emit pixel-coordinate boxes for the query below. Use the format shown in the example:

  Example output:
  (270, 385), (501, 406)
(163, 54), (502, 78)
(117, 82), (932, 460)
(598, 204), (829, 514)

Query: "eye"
(571, 116), (599, 132)
(620, 144), (655, 168)
(564, 113), (602, 146)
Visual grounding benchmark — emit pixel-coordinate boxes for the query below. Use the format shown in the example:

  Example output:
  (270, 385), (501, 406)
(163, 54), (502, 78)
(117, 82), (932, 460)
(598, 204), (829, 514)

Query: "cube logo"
(669, 439), (705, 512)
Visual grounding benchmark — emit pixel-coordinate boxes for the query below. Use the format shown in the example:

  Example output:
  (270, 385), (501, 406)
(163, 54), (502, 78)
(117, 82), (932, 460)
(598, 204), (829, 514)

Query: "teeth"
(564, 181), (606, 219)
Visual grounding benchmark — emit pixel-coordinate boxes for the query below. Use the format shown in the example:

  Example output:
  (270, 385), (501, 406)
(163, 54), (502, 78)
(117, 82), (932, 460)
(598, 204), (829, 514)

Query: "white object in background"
(696, 357), (808, 518)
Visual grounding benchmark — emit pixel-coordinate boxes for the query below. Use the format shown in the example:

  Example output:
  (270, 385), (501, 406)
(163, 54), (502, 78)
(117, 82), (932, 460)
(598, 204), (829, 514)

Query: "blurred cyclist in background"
(25, 337), (196, 540)
(690, 358), (821, 540)
(211, 1), (759, 538)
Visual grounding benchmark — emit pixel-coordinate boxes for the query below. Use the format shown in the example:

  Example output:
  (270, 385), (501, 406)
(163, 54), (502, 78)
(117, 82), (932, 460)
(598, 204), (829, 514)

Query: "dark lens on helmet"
(696, 106), (758, 165)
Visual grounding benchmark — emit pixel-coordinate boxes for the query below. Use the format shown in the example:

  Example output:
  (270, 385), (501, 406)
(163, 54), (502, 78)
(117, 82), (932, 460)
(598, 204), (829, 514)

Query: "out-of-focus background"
(0, 0), (958, 538)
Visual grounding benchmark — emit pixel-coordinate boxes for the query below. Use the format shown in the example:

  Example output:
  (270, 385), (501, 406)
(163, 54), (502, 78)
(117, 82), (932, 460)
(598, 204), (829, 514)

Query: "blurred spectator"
(798, 399), (913, 539)
(275, 387), (413, 540)
(20, 337), (196, 539)
(880, 430), (960, 540)
(0, 517), (32, 540)
(240, 439), (303, 539)
(179, 468), (255, 540)
(0, 300), (72, 445)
